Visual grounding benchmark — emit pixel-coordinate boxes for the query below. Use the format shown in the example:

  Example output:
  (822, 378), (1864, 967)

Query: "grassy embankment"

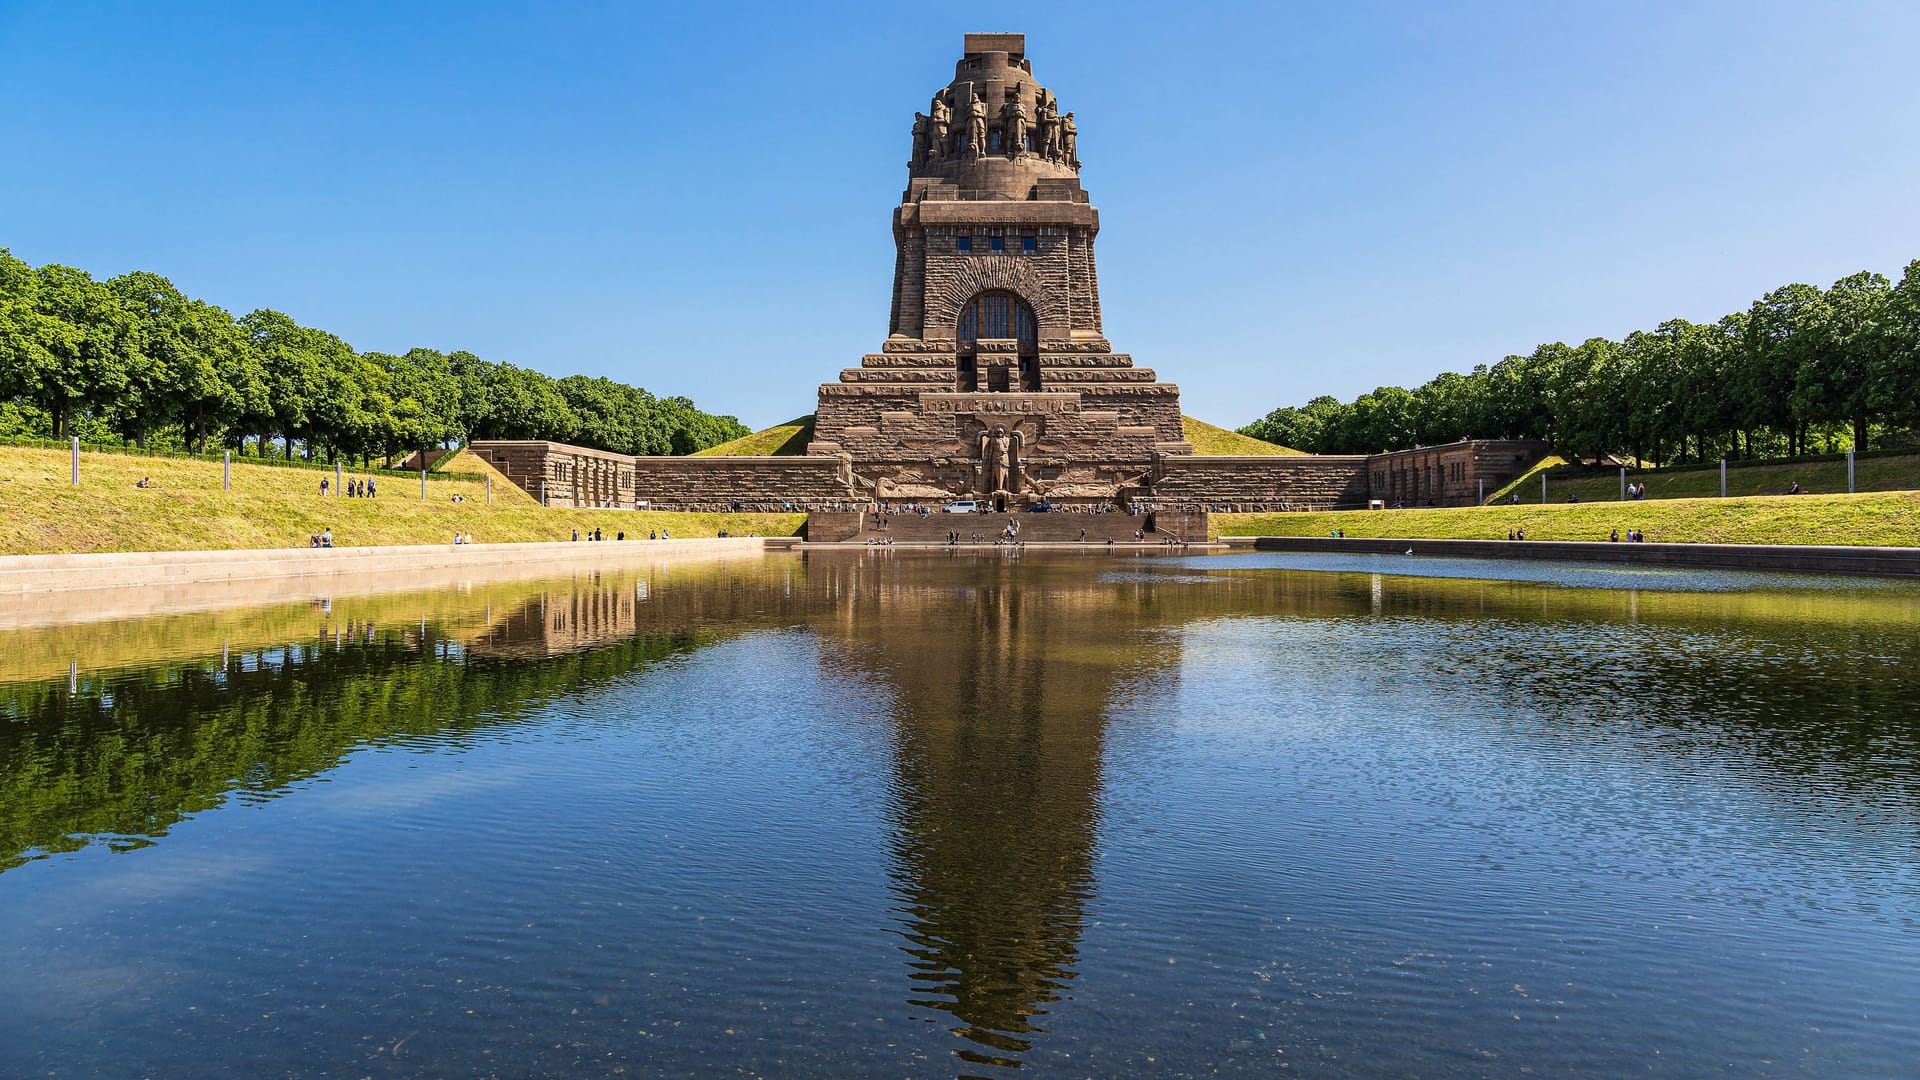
(1181, 417), (1302, 455)
(0, 446), (803, 556)
(1212, 490), (1920, 547)
(1508, 451), (1920, 503)
(692, 416), (816, 456)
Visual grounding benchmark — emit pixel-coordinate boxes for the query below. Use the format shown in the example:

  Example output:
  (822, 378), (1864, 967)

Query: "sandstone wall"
(1151, 456), (1372, 511)
(629, 457), (855, 512)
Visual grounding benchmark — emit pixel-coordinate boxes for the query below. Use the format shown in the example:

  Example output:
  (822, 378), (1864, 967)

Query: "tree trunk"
(1854, 416), (1868, 453)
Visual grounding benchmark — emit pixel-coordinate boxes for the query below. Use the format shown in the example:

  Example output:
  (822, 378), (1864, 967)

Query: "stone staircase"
(805, 509), (1207, 544)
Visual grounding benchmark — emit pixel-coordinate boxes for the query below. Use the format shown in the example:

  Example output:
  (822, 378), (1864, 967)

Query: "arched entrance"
(956, 291), (1038, 392)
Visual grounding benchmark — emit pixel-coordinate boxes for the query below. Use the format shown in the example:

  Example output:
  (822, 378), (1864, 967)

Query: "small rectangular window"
(1022, 236), (1036, 253)
(990, 236), (1004, 252)
(957, 236), (971, 252)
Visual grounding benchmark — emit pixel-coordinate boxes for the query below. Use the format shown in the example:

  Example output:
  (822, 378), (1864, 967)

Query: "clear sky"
(3, 1), (1917, 431)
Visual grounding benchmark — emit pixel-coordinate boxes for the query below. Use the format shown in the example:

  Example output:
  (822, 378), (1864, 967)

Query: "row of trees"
(1240, 261), (1920, 464)
(0, 249), (749, 463)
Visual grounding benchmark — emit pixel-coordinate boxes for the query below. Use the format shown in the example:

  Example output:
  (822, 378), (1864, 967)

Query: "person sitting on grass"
(1787, 481), (1801, 495)
(134, 476), (151, 488)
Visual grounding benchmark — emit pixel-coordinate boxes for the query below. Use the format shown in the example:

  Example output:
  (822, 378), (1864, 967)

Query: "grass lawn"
(1212, 490), (1920, 547)
(0, 446), (803, 556)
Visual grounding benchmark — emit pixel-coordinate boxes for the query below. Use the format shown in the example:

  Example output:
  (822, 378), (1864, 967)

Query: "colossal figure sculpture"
(910, 112), (930, 166)
(1060, 112), (1078, 167)
(1001, 92), (1030, 159)
(929, 94), (951, 161)
(965, 93), (989, 160)
(979, 425), (1023, 495)
(1036, 92), (1060, 162)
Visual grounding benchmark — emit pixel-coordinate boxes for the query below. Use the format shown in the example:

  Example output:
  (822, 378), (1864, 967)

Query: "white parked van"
(942, 500), (980, 514)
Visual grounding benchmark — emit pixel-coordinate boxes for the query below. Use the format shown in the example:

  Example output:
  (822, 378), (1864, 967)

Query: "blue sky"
(3, 1), (1916, 430)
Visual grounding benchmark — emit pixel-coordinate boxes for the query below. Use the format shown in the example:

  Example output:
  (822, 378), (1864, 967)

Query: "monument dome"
(907, 32), (1083, 201)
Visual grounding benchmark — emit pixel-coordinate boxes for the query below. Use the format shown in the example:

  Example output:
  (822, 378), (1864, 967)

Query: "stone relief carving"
(978, 424), (1025, 495)
(1060, 112), (1078, 168)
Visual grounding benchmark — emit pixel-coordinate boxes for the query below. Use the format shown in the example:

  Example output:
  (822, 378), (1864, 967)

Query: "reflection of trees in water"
(0, 568), (798, 871)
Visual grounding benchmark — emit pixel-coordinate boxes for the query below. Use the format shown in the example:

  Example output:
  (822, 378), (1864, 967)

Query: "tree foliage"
(0, 248), (748, 462)
(1241, 262), (1920, 461)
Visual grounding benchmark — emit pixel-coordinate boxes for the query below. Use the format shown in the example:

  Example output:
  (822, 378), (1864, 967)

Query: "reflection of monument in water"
(807, 553), (1185, 1068)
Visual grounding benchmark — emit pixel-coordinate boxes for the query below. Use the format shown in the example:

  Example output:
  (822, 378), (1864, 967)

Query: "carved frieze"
(919, 392), (1081, 415)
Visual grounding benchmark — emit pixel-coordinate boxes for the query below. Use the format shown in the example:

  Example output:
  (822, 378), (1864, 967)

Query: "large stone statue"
(910, 112), (930, 167)
(978, 424), (1024, 495)
(1001, 92), (1031, 159)
(1036, 92), (1060, 162)
(1060, 112), (1078, 167)
(965, 92), (990, 161)
(929, 94), (951, 161)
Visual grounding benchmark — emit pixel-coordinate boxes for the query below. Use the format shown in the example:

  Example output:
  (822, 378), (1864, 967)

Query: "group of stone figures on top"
(911, 85), (1078, 168)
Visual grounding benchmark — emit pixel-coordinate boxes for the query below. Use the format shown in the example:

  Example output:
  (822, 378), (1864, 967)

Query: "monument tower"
(810, 33), (1191, 507)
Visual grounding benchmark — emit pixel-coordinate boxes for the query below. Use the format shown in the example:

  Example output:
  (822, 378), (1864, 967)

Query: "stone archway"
(956, 291), (1039, 392)
(928, 258), (1064, 339)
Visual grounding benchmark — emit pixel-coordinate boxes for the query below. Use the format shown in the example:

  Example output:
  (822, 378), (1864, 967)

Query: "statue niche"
(977, 424), (1025, 498)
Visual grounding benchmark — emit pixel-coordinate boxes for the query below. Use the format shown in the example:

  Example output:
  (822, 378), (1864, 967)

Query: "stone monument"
(809, 32), (1192, 510)
(470, 32), (1549, 525)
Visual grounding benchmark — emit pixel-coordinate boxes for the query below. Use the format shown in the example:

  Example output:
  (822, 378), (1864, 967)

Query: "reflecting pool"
(2, 550), (1917, 1077)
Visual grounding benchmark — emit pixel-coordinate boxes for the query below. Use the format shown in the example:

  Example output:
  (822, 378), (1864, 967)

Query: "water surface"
(2, 551), (1916, 1077)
